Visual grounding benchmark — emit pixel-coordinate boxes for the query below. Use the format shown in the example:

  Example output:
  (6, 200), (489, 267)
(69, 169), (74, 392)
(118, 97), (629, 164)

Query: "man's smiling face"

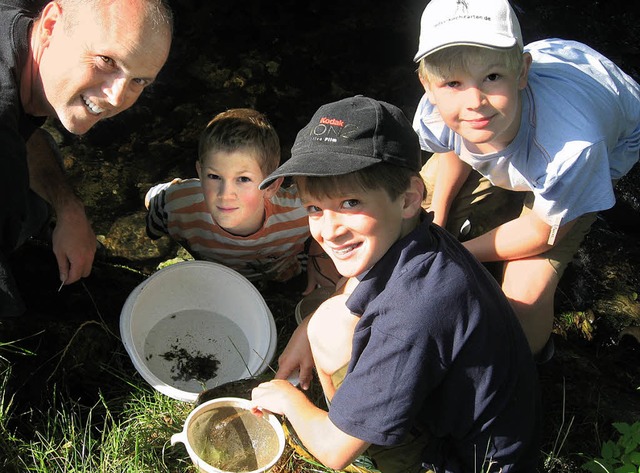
(34, 0), (171, 135)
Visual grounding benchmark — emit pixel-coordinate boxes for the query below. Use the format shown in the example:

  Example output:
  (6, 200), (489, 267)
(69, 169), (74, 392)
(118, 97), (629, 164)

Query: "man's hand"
(52, 200), (96, 285)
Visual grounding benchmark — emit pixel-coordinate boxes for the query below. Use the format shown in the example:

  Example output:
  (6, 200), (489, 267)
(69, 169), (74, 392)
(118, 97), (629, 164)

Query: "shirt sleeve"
(531, 140), (616, 225)
(145, 182), (173, 239)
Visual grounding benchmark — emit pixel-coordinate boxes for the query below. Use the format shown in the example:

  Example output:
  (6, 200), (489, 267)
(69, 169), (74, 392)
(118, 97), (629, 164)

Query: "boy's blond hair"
(198, 109), (281, 176)
(295, 163), (426, 203)
(418, 45), (524, 84)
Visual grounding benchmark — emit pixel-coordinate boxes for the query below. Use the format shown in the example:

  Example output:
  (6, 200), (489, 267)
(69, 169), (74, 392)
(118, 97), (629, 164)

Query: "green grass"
(0, 273), (632, 473)
(0, 365), (188, 472)
(0, 341), (616, 473)
(0, 327), (582, 473)
(0, 275), (329, 473)
(0, 358), (330, 473)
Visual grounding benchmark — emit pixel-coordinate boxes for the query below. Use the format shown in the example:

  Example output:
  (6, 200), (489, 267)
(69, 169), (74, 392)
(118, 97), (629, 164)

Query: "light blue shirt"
(413, 39), (640, 226)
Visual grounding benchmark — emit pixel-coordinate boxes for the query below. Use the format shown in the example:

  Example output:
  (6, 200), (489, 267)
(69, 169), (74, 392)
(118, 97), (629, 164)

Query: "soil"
(1, 1), (639, 472)
(160, 344), (220, 383)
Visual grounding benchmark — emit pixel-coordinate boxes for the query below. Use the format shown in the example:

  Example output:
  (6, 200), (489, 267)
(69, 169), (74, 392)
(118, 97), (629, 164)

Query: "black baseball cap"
(259, 95), (421, 189)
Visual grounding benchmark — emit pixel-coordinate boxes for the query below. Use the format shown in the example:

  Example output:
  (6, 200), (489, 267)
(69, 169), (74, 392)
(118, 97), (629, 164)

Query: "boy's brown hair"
(295, 163), (426, 203)
(198, 108), (281, 176)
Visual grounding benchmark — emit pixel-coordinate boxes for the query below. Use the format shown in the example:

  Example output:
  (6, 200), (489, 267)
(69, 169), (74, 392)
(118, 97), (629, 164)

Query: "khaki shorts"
(519, 192), (597, 277)
(421, 155), (598, 279)
(331, 367), (430, 473)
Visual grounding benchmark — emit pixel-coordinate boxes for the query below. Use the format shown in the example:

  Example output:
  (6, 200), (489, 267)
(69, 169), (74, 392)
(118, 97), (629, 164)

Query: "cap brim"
(414, 35), (518, 62)
(259, 151), (379, 190)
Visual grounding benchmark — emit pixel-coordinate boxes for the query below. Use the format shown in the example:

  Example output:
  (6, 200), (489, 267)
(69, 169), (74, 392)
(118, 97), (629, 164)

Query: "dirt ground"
(1, 1), (640, 471)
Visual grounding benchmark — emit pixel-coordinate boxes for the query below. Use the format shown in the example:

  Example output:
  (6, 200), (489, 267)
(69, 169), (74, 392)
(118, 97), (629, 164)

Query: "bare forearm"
(429, 152), (472, 227)
(282, 398), (367, 470)
(26, 128), (83, 213)
(252, 378), (368, 470)
(463, 214), (576, 262)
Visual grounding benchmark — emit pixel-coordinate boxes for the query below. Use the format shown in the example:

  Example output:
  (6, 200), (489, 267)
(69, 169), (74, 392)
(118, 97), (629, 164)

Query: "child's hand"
(250, 405), (265, 417)
(251, 379), (302, 417)
(274, 319), (314, 390)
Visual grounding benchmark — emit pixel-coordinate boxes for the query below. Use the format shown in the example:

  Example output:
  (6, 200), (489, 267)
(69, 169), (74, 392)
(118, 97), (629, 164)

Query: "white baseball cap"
(414, 0), (523, 62)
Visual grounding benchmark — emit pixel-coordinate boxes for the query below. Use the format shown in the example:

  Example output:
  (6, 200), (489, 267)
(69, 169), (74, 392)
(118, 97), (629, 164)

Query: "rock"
(100, 211), (179, 264)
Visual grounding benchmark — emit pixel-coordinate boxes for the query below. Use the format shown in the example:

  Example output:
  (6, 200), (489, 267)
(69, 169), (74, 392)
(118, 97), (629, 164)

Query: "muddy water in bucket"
(190, 405), (279, 471)
(172, 397), (285, 473)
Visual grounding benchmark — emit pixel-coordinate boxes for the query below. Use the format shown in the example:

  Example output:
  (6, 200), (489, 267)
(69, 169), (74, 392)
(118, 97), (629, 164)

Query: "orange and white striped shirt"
(145, 179), (310, 282)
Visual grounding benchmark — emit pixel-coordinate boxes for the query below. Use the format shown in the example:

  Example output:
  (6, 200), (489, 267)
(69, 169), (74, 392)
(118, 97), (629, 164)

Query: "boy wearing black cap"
(251, 95), (540, 473)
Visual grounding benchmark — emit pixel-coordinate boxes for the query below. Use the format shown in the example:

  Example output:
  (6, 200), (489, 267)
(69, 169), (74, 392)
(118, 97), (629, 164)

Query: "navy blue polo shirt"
(328, 213), (540, 472)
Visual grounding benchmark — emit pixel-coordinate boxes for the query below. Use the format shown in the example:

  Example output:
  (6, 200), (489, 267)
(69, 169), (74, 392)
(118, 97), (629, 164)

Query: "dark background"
(1, 1), (639, 471)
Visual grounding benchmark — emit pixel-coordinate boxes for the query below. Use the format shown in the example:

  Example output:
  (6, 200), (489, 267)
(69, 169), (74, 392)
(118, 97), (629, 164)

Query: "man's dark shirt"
(0, 1), (45, 251)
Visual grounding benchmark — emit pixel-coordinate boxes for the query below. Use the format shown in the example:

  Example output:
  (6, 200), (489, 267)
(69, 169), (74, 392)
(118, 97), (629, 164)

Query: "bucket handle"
(170, 430), (187, 447)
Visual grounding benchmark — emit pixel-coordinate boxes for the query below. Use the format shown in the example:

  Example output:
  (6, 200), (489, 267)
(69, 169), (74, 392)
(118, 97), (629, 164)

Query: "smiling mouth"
(465, 116), (492, 128)
(82, 95), (105, 115)
(330, 242), (361, 257)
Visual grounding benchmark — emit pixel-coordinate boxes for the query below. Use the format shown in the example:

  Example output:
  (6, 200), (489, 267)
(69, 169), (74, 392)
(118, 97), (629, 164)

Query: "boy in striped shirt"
(145, 108), (337, 293)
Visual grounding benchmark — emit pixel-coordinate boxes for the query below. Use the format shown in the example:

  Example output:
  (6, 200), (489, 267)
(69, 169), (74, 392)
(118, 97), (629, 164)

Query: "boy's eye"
(238, 176), (253, 183)
(444, 80), (460, 88)
(486, 73), (500, 82)
(305, 205), (321, 214)
(342, 199), (360, 209)
(206, 173), (221, 180)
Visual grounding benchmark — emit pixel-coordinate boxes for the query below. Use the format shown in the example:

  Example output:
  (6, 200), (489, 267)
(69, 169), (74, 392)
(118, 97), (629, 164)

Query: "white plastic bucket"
(171, 397), (285, 473)
(120, 261), (277, 402)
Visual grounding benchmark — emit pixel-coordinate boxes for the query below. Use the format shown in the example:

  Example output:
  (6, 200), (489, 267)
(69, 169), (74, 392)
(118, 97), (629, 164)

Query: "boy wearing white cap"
(252, 95), (540, 473)
(413, 0), (640, 359)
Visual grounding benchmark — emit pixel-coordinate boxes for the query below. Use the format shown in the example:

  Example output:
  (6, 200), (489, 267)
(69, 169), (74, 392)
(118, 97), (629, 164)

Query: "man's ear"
(36, 1), (63, 47)
(518, 52), (533, 90)
(401, 175), (426, 219)
(262, 177), (284, 199)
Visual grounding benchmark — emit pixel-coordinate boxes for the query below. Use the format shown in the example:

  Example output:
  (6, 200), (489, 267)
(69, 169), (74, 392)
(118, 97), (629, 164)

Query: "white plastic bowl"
(120, 261), (277, 402)
(171, 397), (285, 473)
